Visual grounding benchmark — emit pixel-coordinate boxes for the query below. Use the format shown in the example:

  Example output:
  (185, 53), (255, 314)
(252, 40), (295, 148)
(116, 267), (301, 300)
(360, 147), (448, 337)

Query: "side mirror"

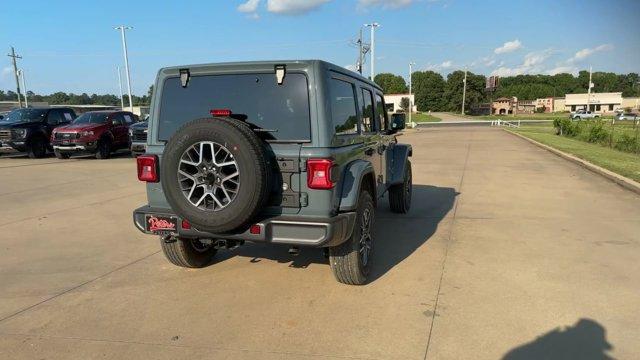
(390, 113), (406, 132)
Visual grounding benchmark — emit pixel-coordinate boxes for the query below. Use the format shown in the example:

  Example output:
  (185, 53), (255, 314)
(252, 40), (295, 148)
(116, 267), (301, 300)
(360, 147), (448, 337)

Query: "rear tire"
(95, 139), (111, 159)
(160, 237), (217, 268)
(27, 137), (47, 158)
(54, 150), (70, 159)
(329, 190), (375, 285)
(389, 160), (412, 213)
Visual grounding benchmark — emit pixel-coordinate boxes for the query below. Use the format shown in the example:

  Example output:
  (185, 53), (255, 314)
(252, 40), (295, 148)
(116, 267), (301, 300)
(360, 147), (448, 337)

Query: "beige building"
(565, 92), (623, 113)
(553, 97), (567, 112)
(491, 97), (535, 115)
(535, 97), (554, 113)
(621, 97), (640, 110)
(492, 97), (514, 115)
(384, 94), (417, 113)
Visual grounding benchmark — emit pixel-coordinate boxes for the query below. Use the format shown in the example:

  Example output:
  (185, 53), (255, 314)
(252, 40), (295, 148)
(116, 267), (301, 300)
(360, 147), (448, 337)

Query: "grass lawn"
(410, 112), (441, 122)
(511, 124), (640, 182)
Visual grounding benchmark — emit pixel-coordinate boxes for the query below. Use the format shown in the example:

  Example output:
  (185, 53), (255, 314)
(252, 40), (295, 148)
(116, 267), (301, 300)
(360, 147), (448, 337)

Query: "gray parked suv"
(132, 60), (413, 285)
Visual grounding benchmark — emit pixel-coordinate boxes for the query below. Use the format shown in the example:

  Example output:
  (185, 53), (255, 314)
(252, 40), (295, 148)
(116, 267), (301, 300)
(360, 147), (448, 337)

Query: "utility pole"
(117, 66), (125, 109)
(364, 23), (380, 80)
(114, 26), (133, 110)
(357, 28), (363, 74)
(409, 62), (415, 125)
(461, 68), (468, 115)
(17, 69), (28, 107)
(586, 65), (594, 112)
(7, 47), (23, 108)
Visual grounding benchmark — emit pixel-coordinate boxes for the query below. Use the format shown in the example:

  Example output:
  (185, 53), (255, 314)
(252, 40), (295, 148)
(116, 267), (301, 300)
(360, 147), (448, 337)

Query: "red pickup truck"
(51, 110), (138, 159)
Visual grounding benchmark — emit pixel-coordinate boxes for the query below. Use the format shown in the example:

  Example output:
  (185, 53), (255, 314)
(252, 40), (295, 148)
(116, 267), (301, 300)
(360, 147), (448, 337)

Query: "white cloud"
(267, 0), (331, 14)
(1, 66), (12, 77)
(357, 0), (414, 9)
(344, 64), (357, 71)
(569, 44), (613, 62)
(546, 65), (578, 75)
(494, 39), (523, 54)
(425, 60), (454, 72)
(238, 0), (260, 12)
(490, 49), (552, 76)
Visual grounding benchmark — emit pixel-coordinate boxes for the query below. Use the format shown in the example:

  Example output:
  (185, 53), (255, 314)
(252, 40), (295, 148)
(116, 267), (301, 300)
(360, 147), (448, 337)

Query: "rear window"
(158, 73), (311, 141)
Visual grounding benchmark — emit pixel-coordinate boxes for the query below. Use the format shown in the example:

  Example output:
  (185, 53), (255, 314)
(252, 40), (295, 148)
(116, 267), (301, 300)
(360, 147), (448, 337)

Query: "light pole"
(117, 66), (125, 109)
(364, 23), (380, 80)
(409, 62), (415, 125)
(114, 25), (133, 111)
(17, 69), (28, 107)
(586, 65), (593, 111)
(461, 68), (467, 115)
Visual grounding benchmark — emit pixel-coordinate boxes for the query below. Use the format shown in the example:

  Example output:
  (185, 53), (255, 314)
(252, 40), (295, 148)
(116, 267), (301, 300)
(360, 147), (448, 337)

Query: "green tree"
(442, 71), (486, 113)
(411, 71), (445, 111)
(374, 73), (407, 94)
(399, 97), (410, 112)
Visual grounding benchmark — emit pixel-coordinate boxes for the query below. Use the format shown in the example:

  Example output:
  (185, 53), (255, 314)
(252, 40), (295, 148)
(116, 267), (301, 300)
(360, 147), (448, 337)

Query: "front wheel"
(389, 160), (412, 213)
(54, 150), (70, 159)
(27, 137), (47, 158)
(329, 190), (375, 285)
(160, 237), (217, 268)
(95, 139), (111, 159)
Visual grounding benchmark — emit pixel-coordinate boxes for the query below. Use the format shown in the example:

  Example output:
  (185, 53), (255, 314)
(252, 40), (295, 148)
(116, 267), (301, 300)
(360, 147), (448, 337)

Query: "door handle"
(364, 148), (374, 156)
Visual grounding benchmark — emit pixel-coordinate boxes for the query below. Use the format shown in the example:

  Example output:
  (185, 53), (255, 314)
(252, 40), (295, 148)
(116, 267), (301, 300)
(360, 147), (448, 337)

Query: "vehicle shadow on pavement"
(502, 319), (614, 360)
(368, 184), (457, 282)
(212, 185), (458, 281)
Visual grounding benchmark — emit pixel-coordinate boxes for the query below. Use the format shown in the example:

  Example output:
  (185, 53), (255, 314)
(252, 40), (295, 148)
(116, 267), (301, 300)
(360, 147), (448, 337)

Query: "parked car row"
(0, 107), (147, 159)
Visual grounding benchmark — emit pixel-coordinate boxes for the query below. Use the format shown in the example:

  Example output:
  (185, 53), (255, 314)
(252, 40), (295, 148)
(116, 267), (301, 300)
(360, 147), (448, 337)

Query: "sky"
(1, 0), (639, 96)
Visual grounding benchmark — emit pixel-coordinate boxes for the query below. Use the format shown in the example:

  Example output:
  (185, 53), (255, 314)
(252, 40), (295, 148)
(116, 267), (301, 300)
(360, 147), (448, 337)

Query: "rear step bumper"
(132, 206), (356, 247)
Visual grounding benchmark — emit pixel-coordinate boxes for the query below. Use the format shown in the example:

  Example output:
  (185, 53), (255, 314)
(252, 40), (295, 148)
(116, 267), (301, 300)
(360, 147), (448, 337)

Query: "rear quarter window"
(157, 73), (311, 142)
(329, 78), (358, 138)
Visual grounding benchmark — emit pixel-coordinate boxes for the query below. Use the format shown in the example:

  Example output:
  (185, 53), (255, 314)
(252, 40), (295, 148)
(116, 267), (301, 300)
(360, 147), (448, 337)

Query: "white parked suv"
(570, 109), (601, 120)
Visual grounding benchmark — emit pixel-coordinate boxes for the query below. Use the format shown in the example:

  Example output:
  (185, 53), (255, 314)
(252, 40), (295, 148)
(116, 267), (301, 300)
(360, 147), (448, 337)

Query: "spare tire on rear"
(161, 118), (270, 233)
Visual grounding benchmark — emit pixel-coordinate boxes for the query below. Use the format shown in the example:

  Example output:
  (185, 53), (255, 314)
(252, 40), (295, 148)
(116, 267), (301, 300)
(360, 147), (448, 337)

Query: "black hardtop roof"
(160, 59), (382, 92)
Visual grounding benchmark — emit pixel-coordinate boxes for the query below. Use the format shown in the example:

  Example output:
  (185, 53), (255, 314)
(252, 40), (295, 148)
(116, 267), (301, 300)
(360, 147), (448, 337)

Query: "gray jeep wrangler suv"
(133, 60), (412, 285)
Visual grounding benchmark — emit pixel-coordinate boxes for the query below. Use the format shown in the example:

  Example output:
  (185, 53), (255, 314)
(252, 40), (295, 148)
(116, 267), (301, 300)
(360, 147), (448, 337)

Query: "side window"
(123, 113), (133, 124)
(112, 114), (124, 125)
(375, 93), (388, 131)
(361, 88), (374, 133)
(329, 79), (358, 136)
(62, 110), (74, 122)
(46, 110), (63, 125)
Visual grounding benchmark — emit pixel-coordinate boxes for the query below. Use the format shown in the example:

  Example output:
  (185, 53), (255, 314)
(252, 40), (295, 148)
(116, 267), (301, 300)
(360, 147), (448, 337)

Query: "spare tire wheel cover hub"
(177, 141), (240, 211)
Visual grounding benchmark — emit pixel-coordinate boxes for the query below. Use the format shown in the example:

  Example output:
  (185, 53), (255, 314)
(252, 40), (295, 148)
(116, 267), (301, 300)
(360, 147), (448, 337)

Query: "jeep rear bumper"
(132, 206), (356, 247)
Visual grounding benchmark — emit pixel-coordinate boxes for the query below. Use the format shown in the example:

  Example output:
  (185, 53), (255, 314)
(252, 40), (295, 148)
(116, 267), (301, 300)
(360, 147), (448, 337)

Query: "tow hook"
(216, 239), (244, 250)
(288, 246), (300, 256)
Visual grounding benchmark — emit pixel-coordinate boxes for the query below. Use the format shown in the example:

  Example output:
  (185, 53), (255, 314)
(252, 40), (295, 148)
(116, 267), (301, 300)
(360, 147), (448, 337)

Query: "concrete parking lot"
(0, 127), (639, 359)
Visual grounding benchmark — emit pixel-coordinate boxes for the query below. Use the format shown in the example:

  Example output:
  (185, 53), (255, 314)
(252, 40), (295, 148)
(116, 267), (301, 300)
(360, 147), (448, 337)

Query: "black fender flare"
(338, 159), (376, 212)
(388, 143), (412, 186)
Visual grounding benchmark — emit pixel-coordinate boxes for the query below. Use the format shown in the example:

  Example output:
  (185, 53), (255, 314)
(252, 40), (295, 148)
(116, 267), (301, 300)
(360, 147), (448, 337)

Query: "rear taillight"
(307, 159), (335, 190)
(210, 109), (232, 117)
(137, 155), (158, 182)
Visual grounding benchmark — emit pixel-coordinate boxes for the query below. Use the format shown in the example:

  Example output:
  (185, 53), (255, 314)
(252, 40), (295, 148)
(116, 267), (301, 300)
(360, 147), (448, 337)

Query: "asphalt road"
(1, 128), (639, 359)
